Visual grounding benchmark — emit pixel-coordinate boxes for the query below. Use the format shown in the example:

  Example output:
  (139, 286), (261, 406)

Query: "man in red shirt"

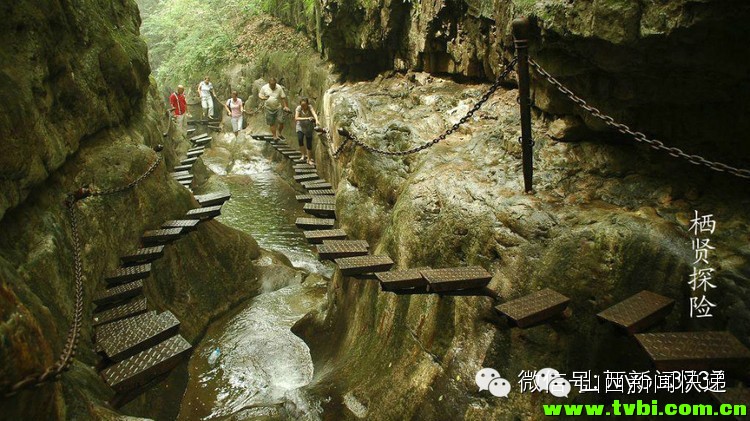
(169, 85), (189, 132)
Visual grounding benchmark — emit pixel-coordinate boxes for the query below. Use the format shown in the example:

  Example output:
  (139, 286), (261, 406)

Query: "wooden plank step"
(161, 219), (200, 232)
(303, 229), (347, 244)
(92, 298), (148, 327)
(316, 240), (369, 260)
(98, 311), (181, 362)
(335, 255), (394, 276)
(635, 331), (750, 371)
(302, 181), (332, 189)
(422, 266), (492, 292)
(142, 228), (185, 246)
(293, 164), (316, 170)
(195, 192), (231, 207)
(376, 268), (429, 291)
(495, 288), (570, 328)
(597, 290), (674, 334)
(104, 264), (151, 287)
(308, 188), (336, 195)
(295, 168), (318, 174)
(101, 334), (192, 393)
(296, 194), (314, 203)
(311, 196), (336, 205)
(295, 217), (335, 230)
(181, 157), (198, 165)
(173, 164), (193, 172)
(121, 246), (164, 265)
(93, 280), (144, 306)
(185, 205), (222, 220)
(303, 203), (336, 218)
(186, 149), (204, 158)
(294, 173), (319, 182)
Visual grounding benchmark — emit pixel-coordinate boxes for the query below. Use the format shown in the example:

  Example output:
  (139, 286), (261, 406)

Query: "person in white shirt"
(197, 76), (215, 119)
(223, 91), (245, 137)
(258, 77), (290, 140)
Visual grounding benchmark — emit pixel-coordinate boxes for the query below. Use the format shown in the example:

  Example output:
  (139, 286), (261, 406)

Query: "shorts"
(297, 131), (313, 150)
(231, 116), (243, 132)
(265, 108), (285, 126)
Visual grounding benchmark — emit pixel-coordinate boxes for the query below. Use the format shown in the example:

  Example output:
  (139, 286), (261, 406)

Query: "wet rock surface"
(295, 70), (750, 419)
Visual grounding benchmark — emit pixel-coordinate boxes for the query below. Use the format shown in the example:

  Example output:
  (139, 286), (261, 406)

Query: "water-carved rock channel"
(180, 135), (330, 420)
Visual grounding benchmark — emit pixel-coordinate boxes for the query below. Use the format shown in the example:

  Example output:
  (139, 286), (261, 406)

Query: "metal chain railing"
(529, 58), (750, 180)
(334, 59), (517, 158)
(1, 145), (163, 398)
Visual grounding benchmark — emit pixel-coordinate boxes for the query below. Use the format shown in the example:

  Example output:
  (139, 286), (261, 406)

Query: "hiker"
(258, 77), (289, 140)
(224, 91), (245, 137)
(169, 85), (188, 132)
(197, 76), (215, 119)
(295, 97), (319, 164)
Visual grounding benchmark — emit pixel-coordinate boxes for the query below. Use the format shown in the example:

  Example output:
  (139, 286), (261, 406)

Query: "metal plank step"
(635, 331), (750, 371)
(185, 205), (222, 220)
(311, 196), (336, 205)
(95, 310), (157, 347)
(293, 164), (316, 170)
(422, 266), (492, 292)
(186, 149), (204, 158)
(170, 171), (190, 178)
(303, 203), (336, 218)
(93, 280), (144, 306)
(335, 255), (394, 276)
(101, 335), (192, 393)
(495, 288), (570, 328)
(296, 194), (314, 203)
(92, 298), (148, 327)
(161, 219), (200, 232)
(105, 264), (151, 287)
(187, 146), (205, 153)
(121, 246), (164, 265)
(98, 312), (181, 362)
(251, 133), (274, 140)
(142, 228), (184, 246)
(294, 173), (319, 182)
(195, 192), (231, 207)
(303, 229), (347, 244)
(193, 138), (210, 146)
(295, 168), (318, 174)
(316, 240), (369, 260)
(174, 164), (193, 172)
(597, 290), (674, 334)
(186, 128), (196, 134)
(302, 181), (332, 189)
(295, 217), (335, 230)
(181, 157), (198, 165)
(190, 134), (207, 141)
(173, 174), (194, 182)
(308, 188), (336, 195)
(376, 268), (429, 291)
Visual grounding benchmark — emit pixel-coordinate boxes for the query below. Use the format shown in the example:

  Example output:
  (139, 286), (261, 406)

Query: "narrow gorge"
(1, 1), (749, 420)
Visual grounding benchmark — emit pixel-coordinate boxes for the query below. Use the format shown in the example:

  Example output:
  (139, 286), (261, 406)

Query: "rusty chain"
(2, 146), (163, 398)
(529, 58), (750, 180)
(334, 59), (517, 158)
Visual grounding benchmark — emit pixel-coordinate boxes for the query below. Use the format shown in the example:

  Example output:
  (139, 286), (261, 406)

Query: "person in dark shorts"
(294, 97), (319, 164)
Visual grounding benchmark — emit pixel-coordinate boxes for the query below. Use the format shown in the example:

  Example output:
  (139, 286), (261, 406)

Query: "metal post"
(513, 17), (533, 193)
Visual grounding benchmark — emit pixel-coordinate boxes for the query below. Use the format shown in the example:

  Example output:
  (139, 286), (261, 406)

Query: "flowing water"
(178, 134), (330, 420)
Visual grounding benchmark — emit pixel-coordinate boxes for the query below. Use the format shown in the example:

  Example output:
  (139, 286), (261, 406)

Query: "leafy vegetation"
(139, 0), (317, 90)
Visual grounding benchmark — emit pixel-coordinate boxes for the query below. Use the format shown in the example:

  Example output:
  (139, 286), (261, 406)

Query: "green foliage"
(140, 0), (259, 89)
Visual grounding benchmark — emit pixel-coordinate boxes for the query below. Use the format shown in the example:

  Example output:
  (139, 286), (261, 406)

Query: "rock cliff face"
(288, 0), (750, 168)
(0, 2), (268, 420)
(270, 1), (750, 419)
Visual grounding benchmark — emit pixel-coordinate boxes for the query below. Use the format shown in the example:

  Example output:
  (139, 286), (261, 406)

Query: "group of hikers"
(168, 76), (320, 165)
